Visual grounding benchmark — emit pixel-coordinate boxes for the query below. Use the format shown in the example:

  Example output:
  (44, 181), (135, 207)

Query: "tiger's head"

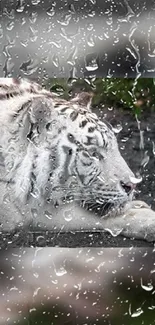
(1, 89), (140, 217)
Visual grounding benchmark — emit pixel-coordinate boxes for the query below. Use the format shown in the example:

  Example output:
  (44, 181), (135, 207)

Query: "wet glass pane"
(0, 248), (154, 324)
(0, 1), (155, 247)
(0, 0), (155, 78)
(0, 2), (155, 325)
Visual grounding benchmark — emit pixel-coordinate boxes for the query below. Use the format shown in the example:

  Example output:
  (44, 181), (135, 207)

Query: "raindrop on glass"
(3, 193), (11, 204)
(64, 209), (73, 222)
(140, 278), (153, 291)
(6, 22), (15, 31)
(31, 208), (38, 219)
(44, 210), (53, 220)
(31, 0), (41, 5)
(54, 267), (67, 277)
(85, 59), (98, 72)
(52, 55), (59, 68)
(104, 227), (123, 237)
(46, 6), (55, 17)
(129, 305), (144, 318)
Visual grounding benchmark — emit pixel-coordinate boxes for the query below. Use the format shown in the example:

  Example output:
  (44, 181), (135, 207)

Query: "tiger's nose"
(120, 181), (136, 194)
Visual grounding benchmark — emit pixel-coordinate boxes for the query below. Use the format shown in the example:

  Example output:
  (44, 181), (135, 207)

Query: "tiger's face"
(0, 80), (139, 218)
(44, 105), (138, 216)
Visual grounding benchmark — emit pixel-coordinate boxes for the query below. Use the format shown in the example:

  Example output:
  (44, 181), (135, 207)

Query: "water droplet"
(29, 11), (38, 24)
(10, 286), (18, 291)
(3, 8), (15, 19)
(141, 278), (153, 291)
(33, 272), (39, 278)
(0, 24), (3, 38)
(6, 22), (15, 31)
(95, 262), (105, 272)
(3, 58), (15, 77)
(57, 14), (72, 26)
(60, 28), (72, 43)
(20, 58), (39, 75)
(129, 176), (142, 184)
(68, 4), (75, 13)
(112, 124), (122, 134)
(54, 267), (67, 277)
(135, 114), (141, 130)
(46, 6), (56, 17)
(16, 0), (25, 13)
(44, 210), (52, 220)
(104, 228), (123, 237)
(3, 193), (11, 204)
(67, 46), (77, 66)
(87, 23), (94, 32)
(141, 151), (150, 168)
(52, 54), (59, 68)
(129, 304), (144, 318)
(36, 236), (46, 245)
(20, 17), (26, 25)
(42, 56), (49, 63)
(64, 209), (73, 222)
(33, 287), (41, 297)
(49, 41), (61, 49)
(87, 35), (95, 47)
(106, 18), (113, 26)
(139, 130), (144, 150)
(85, 59), (98, 72)
(31, 208), (38, 218)
(89, 0), (96, 4)
(118, 0), (135, 22)
(31, 0), (41, 5)
(29, 26), (38, 42)
(148, 305), (155, 310)
(88, 11), (95, 18)
(152, 141), (155, 156)
(20, 39), (29, 48)
(29, 308), (36, 313)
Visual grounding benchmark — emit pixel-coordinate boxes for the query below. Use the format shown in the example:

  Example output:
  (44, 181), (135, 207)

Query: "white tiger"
(0, 77), (155, 242)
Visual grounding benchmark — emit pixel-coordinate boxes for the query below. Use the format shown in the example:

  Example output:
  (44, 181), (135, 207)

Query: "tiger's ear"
(70, 92), (94, 111)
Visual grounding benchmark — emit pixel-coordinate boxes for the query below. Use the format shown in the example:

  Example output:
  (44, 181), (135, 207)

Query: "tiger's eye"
(91, 151), (103, 160)
(92, 152), (99, 158)
(82, 151), (90, 158)
(68, 133), (75, 143)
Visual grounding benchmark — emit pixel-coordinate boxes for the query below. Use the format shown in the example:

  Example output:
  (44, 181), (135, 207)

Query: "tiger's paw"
(124, 200), (151, 211)
(102, 200), (155, 242)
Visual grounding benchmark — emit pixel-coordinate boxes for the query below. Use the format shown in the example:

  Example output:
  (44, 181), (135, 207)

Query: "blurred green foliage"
(44, 78), (155, 114)
(20, 286), (155, 325)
